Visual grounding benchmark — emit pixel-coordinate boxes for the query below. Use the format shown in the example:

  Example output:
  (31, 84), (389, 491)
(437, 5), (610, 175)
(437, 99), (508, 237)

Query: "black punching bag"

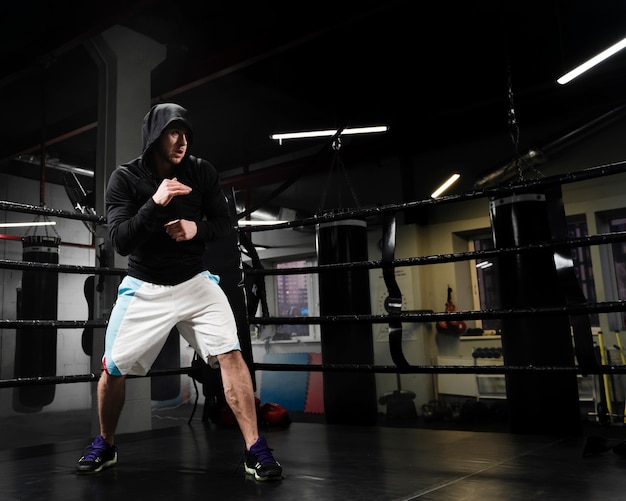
(14, 235), (60, 410)
(490, 193), (581, 436)
(317, 218), (377, 425)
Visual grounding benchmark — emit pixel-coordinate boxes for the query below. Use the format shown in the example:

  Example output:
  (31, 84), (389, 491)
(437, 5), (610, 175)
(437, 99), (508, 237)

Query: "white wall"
(0, 173), (95, 416)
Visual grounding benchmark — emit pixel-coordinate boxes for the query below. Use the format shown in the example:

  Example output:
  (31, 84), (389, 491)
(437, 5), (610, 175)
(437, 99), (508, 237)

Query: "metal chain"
(507, 61), (544, 182)
(507, 62), (523, 181)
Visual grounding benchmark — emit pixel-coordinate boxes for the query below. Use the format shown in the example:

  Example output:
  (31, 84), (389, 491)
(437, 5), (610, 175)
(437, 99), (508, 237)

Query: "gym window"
(599, 209), (626, 330)
(271, 258), (320, 342)
(470, 215), (599, 332)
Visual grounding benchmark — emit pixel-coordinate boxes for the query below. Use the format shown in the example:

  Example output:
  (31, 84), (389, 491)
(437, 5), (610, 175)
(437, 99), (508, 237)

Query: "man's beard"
(157, 145), (183, 167)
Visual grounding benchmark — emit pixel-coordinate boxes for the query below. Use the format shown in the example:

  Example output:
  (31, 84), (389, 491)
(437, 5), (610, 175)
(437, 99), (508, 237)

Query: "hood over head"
(141, 103), (193, 155)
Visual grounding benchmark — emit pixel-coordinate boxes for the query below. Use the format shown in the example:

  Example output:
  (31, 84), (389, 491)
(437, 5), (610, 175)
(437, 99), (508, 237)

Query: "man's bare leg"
(98, 371), (126, 446)
(217, 350), (259, 449)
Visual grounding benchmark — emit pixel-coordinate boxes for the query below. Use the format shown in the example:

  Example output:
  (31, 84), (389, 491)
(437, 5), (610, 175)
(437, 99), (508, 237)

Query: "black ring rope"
(3, 301), (626, 330)
(244, 230), (626, 276)
(249, 301), (626, 325)
(252, 363), (626, 375)
(0, 368), (193, 388)
(0, 200), (105, 224)
(0, 320), (107, 329)
(0, 258), (126, 276)
(2, 157), (626, 234)
(238, 158), (626, 232)
(3, 162), (626, 388)
(1, 229), (624, 278)
(3, 363), (626, 389)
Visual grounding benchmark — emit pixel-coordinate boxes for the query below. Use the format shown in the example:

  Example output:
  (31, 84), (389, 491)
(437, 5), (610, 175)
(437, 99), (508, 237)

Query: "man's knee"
(217, 350), (242, 364)
(217, 351), (252, 381)
(100, 371), (126, 387)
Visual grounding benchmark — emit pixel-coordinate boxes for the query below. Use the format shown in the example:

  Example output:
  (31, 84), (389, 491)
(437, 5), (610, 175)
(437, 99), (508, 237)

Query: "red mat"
(304, 353), (325, 414)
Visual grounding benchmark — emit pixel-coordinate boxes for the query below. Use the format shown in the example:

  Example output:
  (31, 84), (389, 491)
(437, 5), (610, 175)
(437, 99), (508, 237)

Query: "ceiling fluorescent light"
(476, 261), (493, 269)
(238, 220), (288, 226)
(270, 125), (388, 144)
(431, 173), (461, 198)
(0, 221), (57, 228)
(236, 207), (291, 226)
(557, 36), (626, 85)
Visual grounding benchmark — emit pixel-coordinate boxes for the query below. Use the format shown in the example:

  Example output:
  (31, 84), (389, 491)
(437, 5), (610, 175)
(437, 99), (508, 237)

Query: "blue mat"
(260, 353), (310, 412)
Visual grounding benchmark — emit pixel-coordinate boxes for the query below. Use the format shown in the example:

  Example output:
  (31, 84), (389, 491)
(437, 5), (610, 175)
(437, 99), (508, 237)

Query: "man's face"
(157, 122), (189, 166)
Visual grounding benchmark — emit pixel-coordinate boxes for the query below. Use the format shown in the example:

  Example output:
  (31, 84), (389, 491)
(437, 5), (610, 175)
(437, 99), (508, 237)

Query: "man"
(76, 103), (282, 481)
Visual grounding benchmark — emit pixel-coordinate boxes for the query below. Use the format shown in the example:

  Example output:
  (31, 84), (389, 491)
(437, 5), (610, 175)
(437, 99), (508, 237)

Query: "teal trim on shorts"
(103, 276), (144, 376)
(201, 270), (220, 284)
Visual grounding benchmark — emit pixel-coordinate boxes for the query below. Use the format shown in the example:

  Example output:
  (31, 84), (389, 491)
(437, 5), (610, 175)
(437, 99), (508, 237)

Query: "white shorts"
(103, 271), (239, 376)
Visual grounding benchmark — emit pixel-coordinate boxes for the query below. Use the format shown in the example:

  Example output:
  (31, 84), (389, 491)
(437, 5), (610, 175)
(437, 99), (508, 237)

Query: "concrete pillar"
(86, 25), (166, 435)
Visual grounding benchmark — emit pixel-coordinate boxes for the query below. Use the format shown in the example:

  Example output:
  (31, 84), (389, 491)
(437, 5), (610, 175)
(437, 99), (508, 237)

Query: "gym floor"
(2, 402), (626, 500)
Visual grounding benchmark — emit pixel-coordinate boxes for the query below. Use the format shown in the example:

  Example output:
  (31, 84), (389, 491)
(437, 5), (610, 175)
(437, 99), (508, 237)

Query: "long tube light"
(0, 221), (57, 228)
(270, 125), (388, 144)
(431, 173), (461, 198)
(557, 36), (626, 85)
(237, 220), (288, 226)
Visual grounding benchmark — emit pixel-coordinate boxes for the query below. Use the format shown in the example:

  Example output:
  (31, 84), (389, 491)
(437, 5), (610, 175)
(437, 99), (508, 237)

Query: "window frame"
(267, 256), (321, 342)
(467, 214), (600, 333)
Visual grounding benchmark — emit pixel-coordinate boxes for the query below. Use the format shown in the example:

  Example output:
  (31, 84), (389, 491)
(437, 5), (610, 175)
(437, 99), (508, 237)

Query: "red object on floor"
(260, 402), (291, 426)
(304, 353), (325, 414)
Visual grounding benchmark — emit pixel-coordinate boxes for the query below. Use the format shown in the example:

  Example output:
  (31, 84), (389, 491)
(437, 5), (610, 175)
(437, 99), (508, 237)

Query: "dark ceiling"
(2, 0), (626, 218)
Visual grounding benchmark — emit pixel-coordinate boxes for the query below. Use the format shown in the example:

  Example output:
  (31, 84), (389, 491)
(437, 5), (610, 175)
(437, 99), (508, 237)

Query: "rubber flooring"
(2, 409), (626, 500)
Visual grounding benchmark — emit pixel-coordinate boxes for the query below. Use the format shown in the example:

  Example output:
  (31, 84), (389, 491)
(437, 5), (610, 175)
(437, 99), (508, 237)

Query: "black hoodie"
(105, 103), (232, 285)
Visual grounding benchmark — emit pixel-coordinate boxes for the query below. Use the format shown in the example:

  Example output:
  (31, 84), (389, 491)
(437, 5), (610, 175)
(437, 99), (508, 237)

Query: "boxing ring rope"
(1, 301), (625, 330)
(0, 260), (125, 275)
(3, 365), (626, 391)
(239, 158), (626, 233)
(2, 159), (626, 390)
(245, 231), (626, 275)
(0, 200), (105, 225)
(243, 159), (626, 377)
